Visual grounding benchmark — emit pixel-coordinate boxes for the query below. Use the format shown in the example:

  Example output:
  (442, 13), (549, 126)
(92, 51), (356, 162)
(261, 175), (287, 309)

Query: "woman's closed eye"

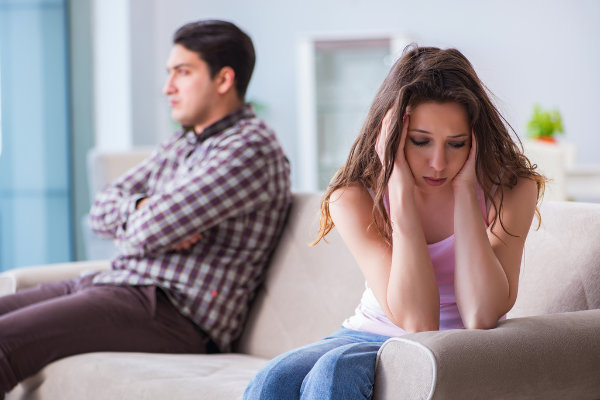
(410, 138), (429, 146)
(448, 141), (467, 148)
(409, 137), (467, 148)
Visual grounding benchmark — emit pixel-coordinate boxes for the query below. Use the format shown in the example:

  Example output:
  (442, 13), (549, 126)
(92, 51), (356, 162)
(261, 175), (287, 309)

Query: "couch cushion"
(236, 192), (364, 359)
(509, 201), (600, 318)
(7, 352), (267, 400)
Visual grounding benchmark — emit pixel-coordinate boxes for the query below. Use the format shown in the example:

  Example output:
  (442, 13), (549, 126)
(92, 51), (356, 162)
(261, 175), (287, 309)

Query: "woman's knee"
(300, 343), (381, 400)
(244, 350), (317, 400)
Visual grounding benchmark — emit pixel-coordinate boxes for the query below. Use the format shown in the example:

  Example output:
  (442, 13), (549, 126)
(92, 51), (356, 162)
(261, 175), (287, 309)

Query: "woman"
(244, 45), (545, 400)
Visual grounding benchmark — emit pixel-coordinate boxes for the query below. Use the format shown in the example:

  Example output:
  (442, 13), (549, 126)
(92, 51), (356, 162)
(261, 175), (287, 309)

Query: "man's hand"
(113, 197), (150, 247)
(172, 232), (203, 251)
(136, 197), (149, 210)
(134, 196), (203, 251)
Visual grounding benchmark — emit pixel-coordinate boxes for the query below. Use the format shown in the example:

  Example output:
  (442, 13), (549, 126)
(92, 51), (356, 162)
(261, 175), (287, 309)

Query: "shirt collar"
(183, 103), (255, 144)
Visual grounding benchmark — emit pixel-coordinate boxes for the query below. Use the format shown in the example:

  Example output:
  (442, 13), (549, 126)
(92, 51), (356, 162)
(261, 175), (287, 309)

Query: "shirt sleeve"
(111, 135), (273, 256)
(88, 146), (163, 240)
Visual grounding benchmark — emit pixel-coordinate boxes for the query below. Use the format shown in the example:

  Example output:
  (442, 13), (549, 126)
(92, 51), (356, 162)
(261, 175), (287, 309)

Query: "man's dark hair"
(173, 20), (255, 100)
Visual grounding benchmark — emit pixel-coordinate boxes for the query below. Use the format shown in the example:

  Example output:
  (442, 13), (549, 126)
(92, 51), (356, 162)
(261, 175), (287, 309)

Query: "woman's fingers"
(465, 130), (477, 171)
(397, 113), (416, 183)
(470, 130), (477, 160)
(377, 110), (414, 187)
(398, 113), (409, 158)
(452, 131), (478, 189)
(376, 109), (394, 164)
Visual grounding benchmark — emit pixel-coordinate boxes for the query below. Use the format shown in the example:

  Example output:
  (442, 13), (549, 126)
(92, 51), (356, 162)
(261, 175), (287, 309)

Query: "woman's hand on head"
(375, 109), (393, 166)
(376, 109), (416, 195)
(452, 131), (478, 191)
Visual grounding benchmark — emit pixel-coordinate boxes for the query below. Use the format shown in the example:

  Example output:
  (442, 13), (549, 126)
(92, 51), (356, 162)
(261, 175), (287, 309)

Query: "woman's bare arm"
(453, 135), (538, 329)
(330, 112), (440, 332)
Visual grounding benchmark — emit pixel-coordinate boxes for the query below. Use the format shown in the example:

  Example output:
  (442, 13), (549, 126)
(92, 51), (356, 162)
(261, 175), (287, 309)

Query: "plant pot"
(536, 137), (557, 144)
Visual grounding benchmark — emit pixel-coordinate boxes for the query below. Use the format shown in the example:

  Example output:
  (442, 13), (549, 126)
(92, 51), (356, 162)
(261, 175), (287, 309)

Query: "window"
(0, 0), (72, 270)
(297, 34), (411, 191)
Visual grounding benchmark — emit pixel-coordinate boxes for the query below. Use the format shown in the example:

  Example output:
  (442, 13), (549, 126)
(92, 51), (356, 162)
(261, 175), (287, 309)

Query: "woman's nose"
(430, 146), (447, 171)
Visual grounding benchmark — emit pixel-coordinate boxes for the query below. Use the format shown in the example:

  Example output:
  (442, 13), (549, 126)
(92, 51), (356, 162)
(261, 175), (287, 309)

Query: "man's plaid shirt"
(89, 104), (291, 351)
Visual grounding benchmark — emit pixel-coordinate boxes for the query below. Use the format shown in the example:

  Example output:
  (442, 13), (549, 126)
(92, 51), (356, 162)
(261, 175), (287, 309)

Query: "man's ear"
(215, 66), (236, 95)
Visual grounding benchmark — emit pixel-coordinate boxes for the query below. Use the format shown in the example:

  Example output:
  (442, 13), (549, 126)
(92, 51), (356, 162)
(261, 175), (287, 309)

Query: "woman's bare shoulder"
(506, 176), (538, 205)
(490, 174), (538, 206)
(330, 183), (372, 207)
(489, 176), (538, 232)
(329, 183), (374, 221)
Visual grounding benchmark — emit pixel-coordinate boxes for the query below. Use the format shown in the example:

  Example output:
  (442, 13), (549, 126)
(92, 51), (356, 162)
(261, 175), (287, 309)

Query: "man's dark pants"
(0, 273), (212, 395)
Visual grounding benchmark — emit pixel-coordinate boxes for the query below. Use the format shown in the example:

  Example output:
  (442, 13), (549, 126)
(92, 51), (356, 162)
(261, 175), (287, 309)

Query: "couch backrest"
(509, 200), (600, 318)
(87, 147), (154, 200)
(237, 196), (600, 358)
(236, 192), (364, 358)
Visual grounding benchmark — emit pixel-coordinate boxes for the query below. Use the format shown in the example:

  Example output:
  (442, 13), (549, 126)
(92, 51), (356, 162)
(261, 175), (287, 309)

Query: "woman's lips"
(424, 177), (447, 186)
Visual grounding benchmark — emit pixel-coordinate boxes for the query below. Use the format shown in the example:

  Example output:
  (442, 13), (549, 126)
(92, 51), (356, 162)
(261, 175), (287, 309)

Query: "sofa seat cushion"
(8, 352), (268, 400)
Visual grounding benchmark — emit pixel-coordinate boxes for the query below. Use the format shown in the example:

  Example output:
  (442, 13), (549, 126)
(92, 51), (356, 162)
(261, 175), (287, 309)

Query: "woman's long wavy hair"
(313, 45), (545, 245)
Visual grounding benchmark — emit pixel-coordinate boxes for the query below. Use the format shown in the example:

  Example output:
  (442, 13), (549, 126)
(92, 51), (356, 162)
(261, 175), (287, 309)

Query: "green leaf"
(526, 103), (564, 139)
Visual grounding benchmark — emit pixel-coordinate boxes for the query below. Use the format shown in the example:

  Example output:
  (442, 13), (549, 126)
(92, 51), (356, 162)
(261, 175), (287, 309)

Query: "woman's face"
(404, 101), (471, 191)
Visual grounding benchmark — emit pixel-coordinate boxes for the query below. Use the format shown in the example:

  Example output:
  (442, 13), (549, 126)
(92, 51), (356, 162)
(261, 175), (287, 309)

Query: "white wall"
(96, 0), (600, 188)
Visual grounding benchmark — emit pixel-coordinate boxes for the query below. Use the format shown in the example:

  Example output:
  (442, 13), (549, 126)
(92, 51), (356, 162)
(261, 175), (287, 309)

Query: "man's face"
(163, 44), (220, 131)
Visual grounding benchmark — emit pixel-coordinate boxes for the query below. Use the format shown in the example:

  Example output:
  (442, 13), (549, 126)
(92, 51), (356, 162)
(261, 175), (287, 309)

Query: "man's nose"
(163, 75), (175, 95)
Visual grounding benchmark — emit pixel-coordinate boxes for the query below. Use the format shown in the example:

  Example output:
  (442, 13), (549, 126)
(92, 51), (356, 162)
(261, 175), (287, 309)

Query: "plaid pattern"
(89, 104), (291, 351)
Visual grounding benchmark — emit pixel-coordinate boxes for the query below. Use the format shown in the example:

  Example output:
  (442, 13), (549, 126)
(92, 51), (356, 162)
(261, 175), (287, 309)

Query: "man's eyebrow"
(409, 128), (469, 138)
(167, 63), (193, 71)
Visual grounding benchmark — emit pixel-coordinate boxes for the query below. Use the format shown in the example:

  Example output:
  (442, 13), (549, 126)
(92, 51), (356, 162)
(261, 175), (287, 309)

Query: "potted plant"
(526, 104), (564, 143)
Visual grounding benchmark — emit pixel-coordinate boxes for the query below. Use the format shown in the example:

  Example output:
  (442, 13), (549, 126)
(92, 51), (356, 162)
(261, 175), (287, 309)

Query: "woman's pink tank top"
(342, 184), (489, 337)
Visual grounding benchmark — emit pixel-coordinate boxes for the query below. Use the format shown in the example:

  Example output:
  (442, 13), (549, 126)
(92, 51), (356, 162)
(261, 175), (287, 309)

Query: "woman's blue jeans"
(243, 328), (391, 400)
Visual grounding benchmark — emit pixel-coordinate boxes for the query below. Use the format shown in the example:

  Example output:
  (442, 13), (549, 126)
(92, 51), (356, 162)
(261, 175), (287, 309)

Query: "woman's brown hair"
(313, 44), (545, 245)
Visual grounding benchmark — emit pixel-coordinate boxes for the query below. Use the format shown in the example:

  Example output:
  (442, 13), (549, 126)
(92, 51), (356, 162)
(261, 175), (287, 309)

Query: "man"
(0, 20), (291, 395)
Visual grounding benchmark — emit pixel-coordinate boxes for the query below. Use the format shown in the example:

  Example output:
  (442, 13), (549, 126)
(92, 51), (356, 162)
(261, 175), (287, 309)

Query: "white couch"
(2, 195), (600, 399)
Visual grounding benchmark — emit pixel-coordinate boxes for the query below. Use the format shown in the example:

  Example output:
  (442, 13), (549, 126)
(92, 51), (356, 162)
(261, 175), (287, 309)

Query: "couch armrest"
(374, 309), (600, 400)
(0, 260), (112, 295)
